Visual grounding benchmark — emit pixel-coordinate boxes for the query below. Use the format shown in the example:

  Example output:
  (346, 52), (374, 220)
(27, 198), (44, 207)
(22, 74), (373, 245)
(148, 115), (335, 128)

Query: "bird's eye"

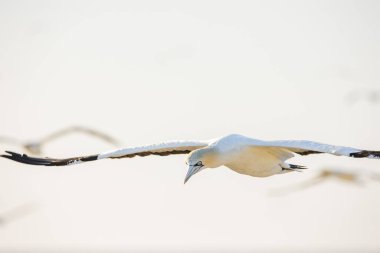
(195, 161), (203, 166)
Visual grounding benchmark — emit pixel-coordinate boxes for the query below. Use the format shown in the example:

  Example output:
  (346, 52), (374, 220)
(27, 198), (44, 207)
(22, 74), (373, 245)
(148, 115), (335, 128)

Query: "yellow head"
(184, 147), (220, 184)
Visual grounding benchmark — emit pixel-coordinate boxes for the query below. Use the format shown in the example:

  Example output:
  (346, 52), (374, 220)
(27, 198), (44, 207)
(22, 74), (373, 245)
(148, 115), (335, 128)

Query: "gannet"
(1, 134), (379, 183)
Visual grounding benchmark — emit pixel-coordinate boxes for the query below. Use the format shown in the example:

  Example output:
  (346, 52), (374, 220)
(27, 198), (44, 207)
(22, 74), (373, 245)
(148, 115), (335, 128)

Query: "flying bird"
(1, 134), (379, 183)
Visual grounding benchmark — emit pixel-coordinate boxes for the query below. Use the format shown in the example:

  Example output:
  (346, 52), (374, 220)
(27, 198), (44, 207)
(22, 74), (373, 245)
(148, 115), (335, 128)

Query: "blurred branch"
(0, 126), (121, 155)
(0, 202), (40, 227)
(345, 88), (380, 105)
(269, 167), (379, 197)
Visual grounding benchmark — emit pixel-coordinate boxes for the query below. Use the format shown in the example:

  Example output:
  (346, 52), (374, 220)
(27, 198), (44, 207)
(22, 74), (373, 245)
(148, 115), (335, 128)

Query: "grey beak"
(184, 165), (203, 184)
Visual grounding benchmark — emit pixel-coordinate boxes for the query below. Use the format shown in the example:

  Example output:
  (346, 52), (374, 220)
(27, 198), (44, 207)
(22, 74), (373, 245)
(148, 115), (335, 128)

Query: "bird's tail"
(281, 163), (308, 173)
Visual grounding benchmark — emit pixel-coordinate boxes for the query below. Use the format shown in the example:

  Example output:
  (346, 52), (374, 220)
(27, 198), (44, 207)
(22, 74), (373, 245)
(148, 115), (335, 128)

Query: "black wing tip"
(1, 150), (53, 166)
(1, 150), (99, 166)
(3, 150), (19, 156)
(1, 150), (23, 159)
(350, 150), (380, 159)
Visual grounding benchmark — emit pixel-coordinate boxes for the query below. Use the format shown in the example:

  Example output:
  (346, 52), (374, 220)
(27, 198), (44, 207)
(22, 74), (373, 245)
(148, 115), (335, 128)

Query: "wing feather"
(1, 140), (208, 166)
(248, 139), (380, 159)
(98, 140), (208, 159)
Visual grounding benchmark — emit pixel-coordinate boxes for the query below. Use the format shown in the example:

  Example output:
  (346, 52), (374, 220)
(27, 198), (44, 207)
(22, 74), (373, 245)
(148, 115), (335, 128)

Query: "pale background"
(0, 0), (380, 252)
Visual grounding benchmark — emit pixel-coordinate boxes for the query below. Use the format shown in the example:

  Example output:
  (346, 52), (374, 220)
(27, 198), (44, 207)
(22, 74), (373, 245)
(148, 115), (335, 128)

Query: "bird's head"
(184, 147), (219, 184)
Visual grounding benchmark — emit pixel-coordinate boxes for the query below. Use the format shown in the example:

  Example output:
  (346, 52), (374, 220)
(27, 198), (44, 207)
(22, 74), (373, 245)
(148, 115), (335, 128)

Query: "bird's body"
(224, 146), (291, 177)
(196, 135), (295, 177)
(2, 134), (380, 183)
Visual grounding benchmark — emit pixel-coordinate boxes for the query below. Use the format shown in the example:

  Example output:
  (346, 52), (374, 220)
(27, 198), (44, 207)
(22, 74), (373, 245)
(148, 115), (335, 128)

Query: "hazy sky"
(0, 0), (380, 252)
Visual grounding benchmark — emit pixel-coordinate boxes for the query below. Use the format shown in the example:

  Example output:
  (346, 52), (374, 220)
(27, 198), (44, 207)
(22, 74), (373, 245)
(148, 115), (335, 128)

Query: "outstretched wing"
(1, 140), (209, 166)
(249, 139), (380, 159)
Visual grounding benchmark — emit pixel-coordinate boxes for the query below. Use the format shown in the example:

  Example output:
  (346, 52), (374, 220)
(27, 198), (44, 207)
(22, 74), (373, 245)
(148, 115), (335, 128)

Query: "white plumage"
(2, 134), (379, 183)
